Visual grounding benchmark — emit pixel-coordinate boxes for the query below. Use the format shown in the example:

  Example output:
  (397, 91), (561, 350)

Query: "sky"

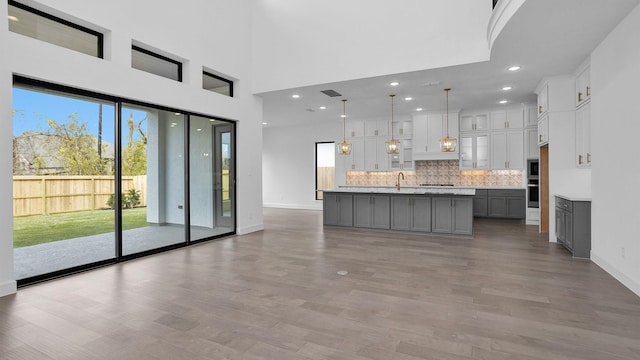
(12, 87), (148, 144)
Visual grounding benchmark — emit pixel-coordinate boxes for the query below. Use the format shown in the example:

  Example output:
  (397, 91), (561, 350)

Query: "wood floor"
(1, 208), (639, 360)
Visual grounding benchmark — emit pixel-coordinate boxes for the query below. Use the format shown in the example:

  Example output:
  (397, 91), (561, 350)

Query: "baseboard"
(0, 280), (17, 297)
(591, 252), (640, 297)
(263, 203), (323, 211)
(236, 223), (264, 235)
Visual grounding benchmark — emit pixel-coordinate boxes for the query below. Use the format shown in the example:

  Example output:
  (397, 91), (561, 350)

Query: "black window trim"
(132, 44), (183, 82)
(203, 70), (234, 97)
(315, 141), (335, 201)
(9, 0), (104, 59)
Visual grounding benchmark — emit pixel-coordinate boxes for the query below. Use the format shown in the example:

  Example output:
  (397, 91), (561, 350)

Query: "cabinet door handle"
(539, 105), (542, 114)
(374, 129), (378, 136)
(578, 154), (583, 165)
(578, 92), (583, 103)
(425, 145), (428, 152)
(587, 153), (591, 164)
(539, 134), (542, 142)
(351, 131), (355, 137)
(352, 164), (355, 170)
(505, 161), (507, 168)
(586, 86), (591, 97)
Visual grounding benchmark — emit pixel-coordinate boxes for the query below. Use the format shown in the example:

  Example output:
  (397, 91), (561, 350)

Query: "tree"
(122, 112), (147, 176)
(47, 113), (108, 175)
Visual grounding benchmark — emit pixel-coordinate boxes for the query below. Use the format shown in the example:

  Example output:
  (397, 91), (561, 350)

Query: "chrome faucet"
(396, 172), (405, 191)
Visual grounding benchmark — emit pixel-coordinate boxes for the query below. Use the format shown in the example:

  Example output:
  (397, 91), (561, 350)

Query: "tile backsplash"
(346, 160), (523, 187)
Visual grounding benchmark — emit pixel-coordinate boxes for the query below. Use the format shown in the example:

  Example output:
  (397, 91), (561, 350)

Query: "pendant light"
(337, 99), (352, 155)
(439, 88), (457, 152)
(385, 94), (400, 154)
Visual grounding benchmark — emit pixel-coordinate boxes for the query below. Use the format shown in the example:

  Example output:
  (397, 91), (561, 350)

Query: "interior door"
(214, 124), (234, 228)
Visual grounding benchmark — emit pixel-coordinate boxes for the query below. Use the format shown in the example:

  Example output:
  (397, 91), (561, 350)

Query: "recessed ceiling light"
(416, 108), (423, 111)
(319, 106), (326, 110)
(174, 112), (181, 115)
(196, 128), (202, 132)
(8, 15), (18, 22)
(508, 66), (521, 71)
(340, 114), (346, 118)
(499, 100), (508, 104)
(390, 82), (399, 86)
(404, 97), (412, 101)
(262, 122), (268, 125)
(502, 86), (513, 91)
(292, 94), (300, 99)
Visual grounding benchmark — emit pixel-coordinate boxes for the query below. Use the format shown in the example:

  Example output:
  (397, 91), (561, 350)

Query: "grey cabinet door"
(452, 197), (473, 235)
(412, 197), (432, 232)
(488, 196), (507, 217)
(371, 195), (390, 229)
(337, 194), (353, 226)
(473, 196), (488, 217)
(323, 193), (339, 226)
(432, 197), (452, 233)
(323, 194), (352, 226)
(555, 208), (566, 245)
(506, 197), (526, 219)
(390, 196), (411, 230)
(353, 195), (372, 228)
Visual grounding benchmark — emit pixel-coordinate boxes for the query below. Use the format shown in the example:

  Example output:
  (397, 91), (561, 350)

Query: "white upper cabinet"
(490, 108), (524, 130)
(364, 137), (390, 171)
(575, 64), (591, 108)
(364, 119), (389, 137)
(460, 113), (489, 132)
(525, 105), (538, 127)
(525, 127), (539, 159)
(538, 113), (549, 146)
(393, 119), (413, 137)
(460, 133), (490, 170)
(340, 138), (365, 171)
(345, 119), (364, 138)
(575, 101), (591, 167)
(412, 111), (459, 161)
(537, 84), (549, 117)
(490, 130), (524, 170)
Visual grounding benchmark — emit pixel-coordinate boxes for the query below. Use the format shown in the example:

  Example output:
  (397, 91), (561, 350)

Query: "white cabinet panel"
(575, 102), (591, 167)
(460, 133), (489, 170)
(412, 112), (459, 160)
(364, 119), (389, 137)
(490, 130), (524, 170)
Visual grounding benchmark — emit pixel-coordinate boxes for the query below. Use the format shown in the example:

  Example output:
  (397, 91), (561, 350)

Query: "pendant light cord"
(445, 88), (450, 138)
(390, 94), (395, 140)
(342, 99), (347, 141)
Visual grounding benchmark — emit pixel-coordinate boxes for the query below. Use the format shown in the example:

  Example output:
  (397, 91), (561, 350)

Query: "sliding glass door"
(12, 84), (116, 280)
(189, 117), (234, 241)
(121, 104), (186, 255)
(13, 77), (236, 285)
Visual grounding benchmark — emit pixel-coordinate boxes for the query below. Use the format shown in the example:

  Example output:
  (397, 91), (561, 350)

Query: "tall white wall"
(251, 0), (491, 93)
(590, 3), (640, 296)
(263, 122), (340, 210)
(0, 0), (263, 296)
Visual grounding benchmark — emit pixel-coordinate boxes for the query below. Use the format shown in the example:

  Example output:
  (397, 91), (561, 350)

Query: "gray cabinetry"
(486, 189), (525, 219)
(323, 193), (353, 226)
(390, 196), (431, 232)
(555, 196), (590, 258)
(473, 189), (488, 217)
(354, 195), (390, 229)
(432, 196), (473, 235)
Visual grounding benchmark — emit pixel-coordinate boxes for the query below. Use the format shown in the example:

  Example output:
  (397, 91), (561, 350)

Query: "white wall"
(590, 3), (640, 296)
(263, 122), (340, 210)
(251, 0), (491, 93)
(0, 0), (263, 296)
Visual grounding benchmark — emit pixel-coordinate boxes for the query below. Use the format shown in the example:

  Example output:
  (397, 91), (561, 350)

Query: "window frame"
(131, 45), (183, 82)
(315, 141), (335, 201)
(202, 70), (234, 97)
(8, 0), (104, 58)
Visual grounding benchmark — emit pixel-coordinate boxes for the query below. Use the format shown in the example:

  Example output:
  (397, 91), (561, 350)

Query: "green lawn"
(13, 208), (148, 248)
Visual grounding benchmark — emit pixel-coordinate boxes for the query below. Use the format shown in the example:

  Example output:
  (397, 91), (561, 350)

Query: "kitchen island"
(323, 186), (475, 236)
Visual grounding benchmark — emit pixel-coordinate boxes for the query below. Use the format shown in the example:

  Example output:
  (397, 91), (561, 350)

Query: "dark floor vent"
(321, 89), (342, 97)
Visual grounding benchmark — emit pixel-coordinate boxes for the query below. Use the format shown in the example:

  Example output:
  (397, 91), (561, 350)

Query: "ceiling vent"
(321, 89), (342, 97)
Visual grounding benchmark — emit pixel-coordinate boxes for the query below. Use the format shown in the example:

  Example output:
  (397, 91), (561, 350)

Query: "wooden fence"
(13, 175), (147, 217)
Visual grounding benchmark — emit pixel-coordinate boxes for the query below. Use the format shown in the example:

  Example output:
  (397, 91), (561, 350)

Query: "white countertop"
(555, 194), (592, 202)
(328, 186), (476, 196)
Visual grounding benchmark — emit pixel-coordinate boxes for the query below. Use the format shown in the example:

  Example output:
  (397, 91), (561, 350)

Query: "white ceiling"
(259, 0), (640, 128)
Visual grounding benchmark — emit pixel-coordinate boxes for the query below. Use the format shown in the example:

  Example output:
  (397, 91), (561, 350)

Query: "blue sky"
(12, 88), (148, 144)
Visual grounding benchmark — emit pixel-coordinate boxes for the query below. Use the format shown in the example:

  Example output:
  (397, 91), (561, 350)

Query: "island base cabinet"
(323, 193), (353, 226)
(354, 195), (390, 229)
(390, 196), (431, 232)
(432, 196), (473, 236)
